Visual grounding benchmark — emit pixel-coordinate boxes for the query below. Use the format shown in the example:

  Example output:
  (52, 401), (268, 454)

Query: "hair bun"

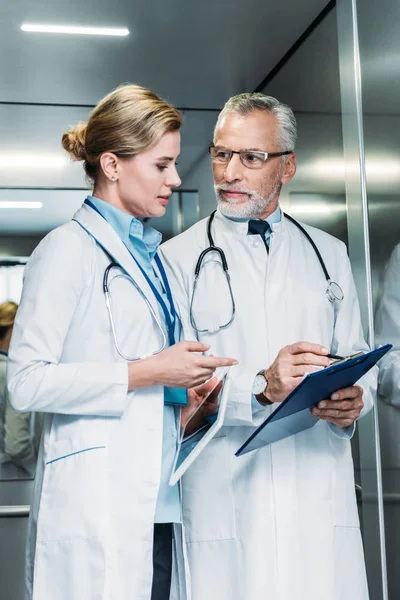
(61, 121), (87, 161)
(0, 301), (18, 326)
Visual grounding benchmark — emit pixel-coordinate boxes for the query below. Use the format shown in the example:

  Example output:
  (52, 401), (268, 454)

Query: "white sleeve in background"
(375, 244), (400, 409)
(327, 244), (377, 439)
(7, 227), (128, 417)
(4, 401), (36, 465)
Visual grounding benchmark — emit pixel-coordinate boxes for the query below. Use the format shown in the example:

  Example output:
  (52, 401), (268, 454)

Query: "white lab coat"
(375, 243), (400, 407)
(7, 203), (189, 600)
(159, 210), (376, 600)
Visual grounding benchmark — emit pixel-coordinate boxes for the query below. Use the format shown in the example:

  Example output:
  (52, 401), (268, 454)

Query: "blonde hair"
(62, 83), (182, 182)
(0, 301), (18, 340)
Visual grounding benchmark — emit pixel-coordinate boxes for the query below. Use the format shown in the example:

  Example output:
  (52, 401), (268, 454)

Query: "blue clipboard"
(235, 344), (392, 456)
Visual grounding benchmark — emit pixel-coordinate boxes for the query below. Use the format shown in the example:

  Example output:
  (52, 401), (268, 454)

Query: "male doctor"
(159, 93), (376, 600)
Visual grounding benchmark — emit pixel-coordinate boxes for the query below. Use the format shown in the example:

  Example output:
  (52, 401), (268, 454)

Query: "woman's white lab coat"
(159, 210), (377, 600)
(7, 203), (188, 600)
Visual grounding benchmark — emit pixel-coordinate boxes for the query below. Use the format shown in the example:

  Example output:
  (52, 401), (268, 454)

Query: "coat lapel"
(72, 203), (160, 317)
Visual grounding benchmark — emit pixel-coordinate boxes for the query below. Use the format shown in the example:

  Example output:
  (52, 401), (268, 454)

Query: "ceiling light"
(0, 155), (68, 168)
(291, 205), (331, 215)
(290, 204), (346, 215)
(310, 157), (400, 180)
(21, 23), (129, 36)
(0, 202), (43, 209)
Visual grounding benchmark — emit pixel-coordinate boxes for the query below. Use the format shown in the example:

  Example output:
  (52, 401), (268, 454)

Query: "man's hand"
(265, 341), (331, 403)
(311, 384), (364, 428)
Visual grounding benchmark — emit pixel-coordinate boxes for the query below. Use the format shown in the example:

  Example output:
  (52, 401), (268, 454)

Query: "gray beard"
(215, 179), (282, 220)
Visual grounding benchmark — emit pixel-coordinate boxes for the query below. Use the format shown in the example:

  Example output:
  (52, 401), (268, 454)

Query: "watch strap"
(255, 370), (273, 406)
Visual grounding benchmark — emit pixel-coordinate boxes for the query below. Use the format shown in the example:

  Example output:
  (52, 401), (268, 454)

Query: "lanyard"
(84, 198), (178, 346)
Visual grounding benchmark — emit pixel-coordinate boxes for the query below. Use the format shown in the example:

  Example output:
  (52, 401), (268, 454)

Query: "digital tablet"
(169, 366), (232, 486)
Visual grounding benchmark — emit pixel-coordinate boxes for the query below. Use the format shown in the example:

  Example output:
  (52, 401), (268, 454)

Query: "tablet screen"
(169, 367), (231, 484)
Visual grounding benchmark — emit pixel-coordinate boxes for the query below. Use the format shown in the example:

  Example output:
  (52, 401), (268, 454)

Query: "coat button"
(249, 237), (260, 248)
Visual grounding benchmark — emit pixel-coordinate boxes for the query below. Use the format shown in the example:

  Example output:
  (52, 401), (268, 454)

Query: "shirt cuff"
(327, 421), (355, 439)
(251, 393), (262, 413)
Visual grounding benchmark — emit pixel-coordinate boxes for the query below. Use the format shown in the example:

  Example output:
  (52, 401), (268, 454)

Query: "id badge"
(164, 387), (188, 406)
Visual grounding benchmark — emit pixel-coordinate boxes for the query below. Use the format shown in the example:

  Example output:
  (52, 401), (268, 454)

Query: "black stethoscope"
(189, 210), (345, 334)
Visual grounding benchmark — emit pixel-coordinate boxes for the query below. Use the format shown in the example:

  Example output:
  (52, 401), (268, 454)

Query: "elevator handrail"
(0, 505), (30, 517)
(3, 490), (400, 518)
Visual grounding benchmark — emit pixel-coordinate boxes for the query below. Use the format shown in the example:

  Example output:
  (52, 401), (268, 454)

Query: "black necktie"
(247, 219), (271, 254)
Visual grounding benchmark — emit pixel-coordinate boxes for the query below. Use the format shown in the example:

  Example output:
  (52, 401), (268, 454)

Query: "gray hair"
(214, 93), (297, 151)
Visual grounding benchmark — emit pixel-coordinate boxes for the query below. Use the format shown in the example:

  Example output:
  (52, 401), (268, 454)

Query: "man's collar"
(215, 205), (283, 235)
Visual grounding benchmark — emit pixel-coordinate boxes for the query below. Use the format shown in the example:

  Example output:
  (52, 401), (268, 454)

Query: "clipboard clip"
(328, 351), (364, 366)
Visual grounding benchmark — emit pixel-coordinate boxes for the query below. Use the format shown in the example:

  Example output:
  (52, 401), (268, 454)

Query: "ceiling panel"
(1, 0), (329, 107)
(263, 7), (341, 113)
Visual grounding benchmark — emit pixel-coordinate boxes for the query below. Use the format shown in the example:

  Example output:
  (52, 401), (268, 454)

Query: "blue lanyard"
(84, 198), (178, 346)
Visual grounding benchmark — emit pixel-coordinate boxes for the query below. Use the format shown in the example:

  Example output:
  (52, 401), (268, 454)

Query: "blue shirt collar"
(86, 196), (162, 259)
(265, 205), (282, 228)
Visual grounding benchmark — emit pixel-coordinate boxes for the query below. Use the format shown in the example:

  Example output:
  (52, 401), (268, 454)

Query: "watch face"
(252, 374), (266, 395)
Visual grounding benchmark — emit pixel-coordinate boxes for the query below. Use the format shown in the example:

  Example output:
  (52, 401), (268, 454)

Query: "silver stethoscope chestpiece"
(326, 279), (345, 303)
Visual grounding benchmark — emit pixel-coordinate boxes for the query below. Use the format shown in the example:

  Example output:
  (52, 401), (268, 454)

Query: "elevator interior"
(1, 0), (399, 598)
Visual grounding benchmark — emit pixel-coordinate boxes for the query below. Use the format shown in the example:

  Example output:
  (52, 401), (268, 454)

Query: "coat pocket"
(182, 436), (236, 543)
(38, 439), (107, 542)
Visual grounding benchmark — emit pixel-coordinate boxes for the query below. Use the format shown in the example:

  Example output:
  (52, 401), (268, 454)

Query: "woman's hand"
(181, 378), (223, 436)
(127, 341), (237, 390)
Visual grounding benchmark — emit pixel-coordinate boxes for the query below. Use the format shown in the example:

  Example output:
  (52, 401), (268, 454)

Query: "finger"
(312, 407), (361, 420)
(292, 353), (331, 368)
(182, 341), (211, 353)
(287, 342), (329, 356)
(207, 380), (223, 403)
(199, 356), (238, 368)
(314, 415), (356, 428)
(192, 369), (218, 386)
(329, 385), (363, 401)
(192, 377), (218, 397)
(184, 370), (215, 388)
(316, 398), (363, 411)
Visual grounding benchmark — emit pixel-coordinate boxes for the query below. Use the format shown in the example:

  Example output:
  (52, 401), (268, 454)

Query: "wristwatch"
(252, 370), (272, 405)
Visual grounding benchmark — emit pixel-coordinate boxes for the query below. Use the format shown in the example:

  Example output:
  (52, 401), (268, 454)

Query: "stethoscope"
(103, 251), (180, 362)
(103, 261), (168, 361)
(190, 210), (345, 334)
(81, 198), (178, 362)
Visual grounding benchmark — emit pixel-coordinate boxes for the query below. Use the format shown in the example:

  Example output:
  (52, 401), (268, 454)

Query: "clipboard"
(235, 344), (392, 457)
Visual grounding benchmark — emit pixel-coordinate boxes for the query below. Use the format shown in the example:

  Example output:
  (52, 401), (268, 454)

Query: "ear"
(99, 152), (119, 182)
(281, 153), (297, 185)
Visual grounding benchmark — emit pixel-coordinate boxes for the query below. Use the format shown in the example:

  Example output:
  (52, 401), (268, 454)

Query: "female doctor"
(7, 84), (236, 600)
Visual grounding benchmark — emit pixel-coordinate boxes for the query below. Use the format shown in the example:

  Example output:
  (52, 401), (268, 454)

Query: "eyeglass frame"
(208, 145), (293, 169)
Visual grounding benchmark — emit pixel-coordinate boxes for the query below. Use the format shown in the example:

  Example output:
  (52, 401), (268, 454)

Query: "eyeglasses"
(209, 146), (292, 170)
